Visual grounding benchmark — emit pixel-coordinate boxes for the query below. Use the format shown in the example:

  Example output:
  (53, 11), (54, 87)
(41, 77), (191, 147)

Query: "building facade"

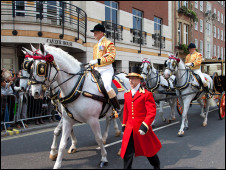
(1, 1), (173, 74)
(174, 1), (225, 76)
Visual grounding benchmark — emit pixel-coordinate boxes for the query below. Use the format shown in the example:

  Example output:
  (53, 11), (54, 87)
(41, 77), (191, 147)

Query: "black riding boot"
(110, 96), (121, 118)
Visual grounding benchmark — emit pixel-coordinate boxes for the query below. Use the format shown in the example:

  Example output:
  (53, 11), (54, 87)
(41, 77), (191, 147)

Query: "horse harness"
(29, 58), (124, 122)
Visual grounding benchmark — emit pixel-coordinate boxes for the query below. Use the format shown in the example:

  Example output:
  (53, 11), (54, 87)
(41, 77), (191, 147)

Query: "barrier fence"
(1, 93), (58, 132)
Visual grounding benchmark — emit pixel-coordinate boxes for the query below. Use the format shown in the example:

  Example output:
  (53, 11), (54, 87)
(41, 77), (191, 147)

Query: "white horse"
(27, 44), (130, 169)
(164, 53), (216, 136)
(140, 58), (177, 124)
(21, 49), (79, 160)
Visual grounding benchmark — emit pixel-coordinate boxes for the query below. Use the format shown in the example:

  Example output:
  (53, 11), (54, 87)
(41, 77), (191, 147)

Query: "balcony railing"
(1, 1), (87, 43)
(102, 21), (123, 45)
(130, 29), (147, 45)
(152, 33), (165, 49)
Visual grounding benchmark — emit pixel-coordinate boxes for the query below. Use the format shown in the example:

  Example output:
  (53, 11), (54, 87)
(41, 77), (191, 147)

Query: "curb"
(1, 122), (59, 137)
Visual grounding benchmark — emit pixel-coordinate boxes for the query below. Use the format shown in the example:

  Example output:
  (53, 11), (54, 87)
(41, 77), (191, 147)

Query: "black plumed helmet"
(90, 24), (105, 33)
(188, 43), (196, 49)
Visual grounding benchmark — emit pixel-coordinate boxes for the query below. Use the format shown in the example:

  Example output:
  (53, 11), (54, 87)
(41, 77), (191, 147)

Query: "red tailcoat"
(120, 87), (162, 159)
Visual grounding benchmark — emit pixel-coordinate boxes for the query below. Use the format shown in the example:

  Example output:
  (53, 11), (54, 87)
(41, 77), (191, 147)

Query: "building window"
(195, 39), (198, 48)
(177, 22), (182, 45)
(221, 47), (223, 59)
(214, 26), (216, 38)
(200, 19), (203, 32)
(221, 13), (223, 24)
(200, 40), (203, 54)
(183, 24), (188, 45)
(178, 1), (181, 10)
(206, 3), (211, 12)
(15, 1), (25, 16)
(200, 1), (203, 12)
(218, 28), (220, 39)
(183, 1), (188, 8)
(217, 46), (220, 58)
(194, 21), (198, 30)
(195, 1), (198, 9)
(207, 43), (211, 59)
(105, 1), (118, 24)
(221, 30), (223, 40)
(133, 8), (143, 31)
(214, 8), (216, 14)
(218, 11), (220, 22)
(36, 1), (44, 19)
(206, 23), (211, 36)
(153, 16), (163, 48)
(214, 45), (216, 57)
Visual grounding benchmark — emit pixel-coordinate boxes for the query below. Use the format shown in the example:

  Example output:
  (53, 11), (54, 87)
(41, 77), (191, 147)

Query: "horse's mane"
(44, 44), (81, 68)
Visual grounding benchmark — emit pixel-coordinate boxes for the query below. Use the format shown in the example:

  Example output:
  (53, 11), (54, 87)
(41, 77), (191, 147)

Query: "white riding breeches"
(193, 69), (207, 85)
(94, 65), (114, 92)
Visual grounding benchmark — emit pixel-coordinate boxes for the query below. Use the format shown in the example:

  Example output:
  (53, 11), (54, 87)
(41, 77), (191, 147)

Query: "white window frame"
(207, 43), (211, 59)
(195, 39), (198, 48)
(195, 1), (198, 9)
(178, 22), (182, 45)
(221, 30), (223, 40)
(200, 40), (203, 54)
(194, 21), (198, 30)
(206, 23), (211, 36)
(218, 11), (220, 22)
(217, 46), (220, 58)
(200, 1), (203, 12)
(221, 13), (223, 24)
(218, 28), (220, 39)
(221, 47), (223, 59)
(183, 1), (188, 8)
(214, 26), (216, 38)
(214, 45), (216, 57)
(184, 24), (188, 45)
(200, 19), (203, 32)
(214, 8), (216, 14)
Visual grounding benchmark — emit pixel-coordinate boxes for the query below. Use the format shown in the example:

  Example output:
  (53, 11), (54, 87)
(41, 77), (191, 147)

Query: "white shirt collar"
(131, 83), (140, 96)
(98, 36), (105, 44)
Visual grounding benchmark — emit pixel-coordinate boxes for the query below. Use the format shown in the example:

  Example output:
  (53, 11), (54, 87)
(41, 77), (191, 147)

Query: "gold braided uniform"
(93, 37), (116, 67)
(185, 51), (202, 70)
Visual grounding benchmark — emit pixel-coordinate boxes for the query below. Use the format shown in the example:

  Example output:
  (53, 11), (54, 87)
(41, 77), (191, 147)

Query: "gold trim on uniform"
(122, 124), (126, 126)
(142, 121), (149, 131)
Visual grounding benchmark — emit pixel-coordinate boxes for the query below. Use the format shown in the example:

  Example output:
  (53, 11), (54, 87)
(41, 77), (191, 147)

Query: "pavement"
(1, 118), (60, 137)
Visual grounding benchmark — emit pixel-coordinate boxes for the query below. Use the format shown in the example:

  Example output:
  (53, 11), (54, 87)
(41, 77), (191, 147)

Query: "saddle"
(192, 72), (208, 89)
(90, 69), (125, 97)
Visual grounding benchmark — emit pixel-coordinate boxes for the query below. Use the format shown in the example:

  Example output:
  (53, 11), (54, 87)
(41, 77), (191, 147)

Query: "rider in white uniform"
(89, 24), (121, 116)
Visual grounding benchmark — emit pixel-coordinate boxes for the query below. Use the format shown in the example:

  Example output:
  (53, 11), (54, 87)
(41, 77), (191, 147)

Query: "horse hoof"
(103, 140), (106, 145)
(178, 131), (184, 137)
(49, 154), (58, 161)
(68, 148), (77, 154)
(115, 130), (121, 137)
(184, 127), (189, 131)
(202, 122), (207, 127)
(171, 117), (176, 121)
(117, 149), (121, 156)
(99, 161), (108, 168)
(167, 119), (171, 124)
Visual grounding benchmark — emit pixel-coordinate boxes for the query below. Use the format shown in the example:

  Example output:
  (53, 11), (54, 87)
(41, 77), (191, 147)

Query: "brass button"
(132, 117), (134, 119)
(132, 113), (134, 115)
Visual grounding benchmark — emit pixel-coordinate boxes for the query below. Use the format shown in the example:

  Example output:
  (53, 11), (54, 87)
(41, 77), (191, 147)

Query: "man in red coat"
(120, 66), (162, 169)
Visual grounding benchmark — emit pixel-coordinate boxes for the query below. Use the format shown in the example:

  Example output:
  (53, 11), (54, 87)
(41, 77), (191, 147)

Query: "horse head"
(23, 44), (58, 99)
(164, 52), (181, 79)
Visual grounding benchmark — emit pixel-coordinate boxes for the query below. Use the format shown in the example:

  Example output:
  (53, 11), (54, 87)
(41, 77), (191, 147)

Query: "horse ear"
(30, 43), (37, 52)
(21, 49), (26, 55)
(38, 44), (43, 55)
(22, 47), (33, 56)
(40, 43), (45, 55)
(176, 52), (179, 58)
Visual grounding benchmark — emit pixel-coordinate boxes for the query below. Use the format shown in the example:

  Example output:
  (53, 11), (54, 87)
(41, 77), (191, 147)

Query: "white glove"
(138, 130), (145, 135)
(89, 59), (98, 65)
(185, 63), (193, 67)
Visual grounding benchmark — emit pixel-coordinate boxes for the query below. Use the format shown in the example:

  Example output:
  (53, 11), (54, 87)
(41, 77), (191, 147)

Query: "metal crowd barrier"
(1, 93), (58, 132)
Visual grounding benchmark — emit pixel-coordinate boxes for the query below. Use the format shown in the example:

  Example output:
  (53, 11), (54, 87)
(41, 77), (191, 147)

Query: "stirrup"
(110, 109), (120, 119)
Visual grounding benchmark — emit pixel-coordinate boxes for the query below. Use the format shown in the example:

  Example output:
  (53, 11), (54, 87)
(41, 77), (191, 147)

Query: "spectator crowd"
(1, 68), (58, 132)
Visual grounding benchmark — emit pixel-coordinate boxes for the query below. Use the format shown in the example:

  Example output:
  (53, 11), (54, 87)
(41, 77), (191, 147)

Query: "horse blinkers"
(36, 62), (47, 77)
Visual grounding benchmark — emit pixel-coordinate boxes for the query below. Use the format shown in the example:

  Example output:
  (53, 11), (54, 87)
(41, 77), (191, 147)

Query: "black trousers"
(123, 131), (160, 169)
